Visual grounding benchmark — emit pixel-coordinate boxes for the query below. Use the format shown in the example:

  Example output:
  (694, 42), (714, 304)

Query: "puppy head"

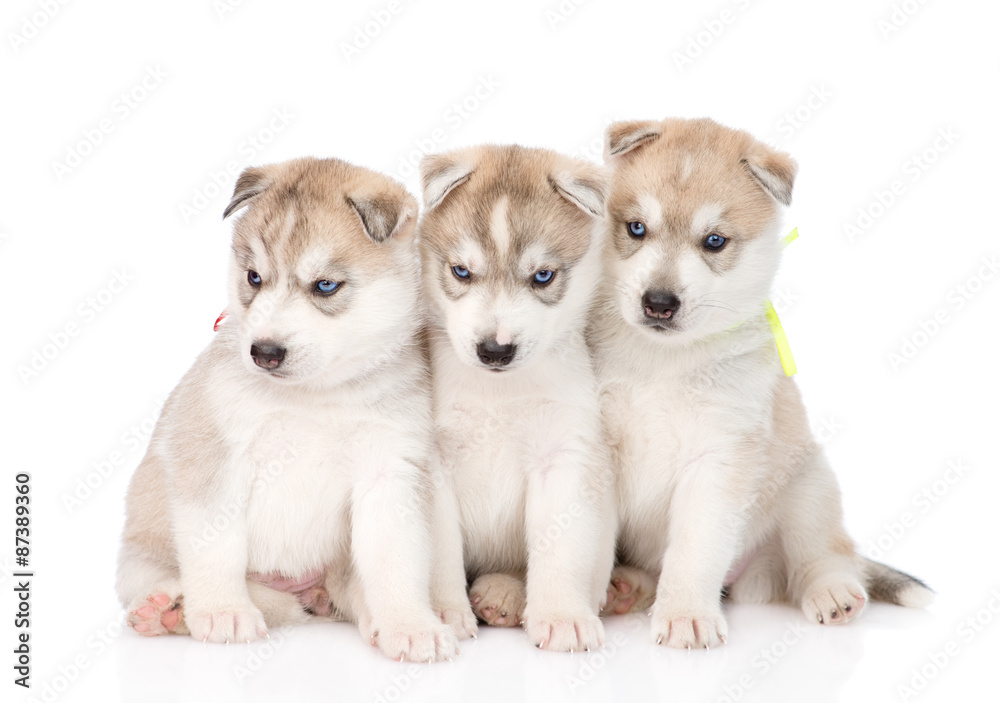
(417, 145), (606, 373)
(223, 157), (419, 386)
(602, 117), (796, 344)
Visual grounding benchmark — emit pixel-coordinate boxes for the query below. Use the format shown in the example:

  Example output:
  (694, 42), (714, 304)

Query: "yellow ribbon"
(766, 228), (798, 377)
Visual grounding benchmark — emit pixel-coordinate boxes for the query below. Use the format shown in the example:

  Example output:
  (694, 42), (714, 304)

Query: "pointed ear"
(346, 192), (418, 243)
(419, 152), (474, 210)
(550, 161), (607, 218)
(743, 142), (797, 206)
(224, 166), (272, 219)
(604, 120), (662, 160)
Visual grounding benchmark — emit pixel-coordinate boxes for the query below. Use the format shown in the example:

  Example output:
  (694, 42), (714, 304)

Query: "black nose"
(250, 342), (286, 370)
(642, 290), (681, 320)
(476, 340), (517, 367)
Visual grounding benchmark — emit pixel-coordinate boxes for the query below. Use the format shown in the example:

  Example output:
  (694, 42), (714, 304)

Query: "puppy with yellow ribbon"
(589, 117), (932, 648)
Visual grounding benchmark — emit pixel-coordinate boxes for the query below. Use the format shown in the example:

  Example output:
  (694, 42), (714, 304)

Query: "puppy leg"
(117, 456), (188, 636)
(600, 566), (657, 616)
(470, 573), (525, 627)
(171, 463), (268, 644)
(778, 454), (868, 625)
(120, 556), (312, 636)
(351, 459), (459, 662)
(650, 458), (748, 649)
(428, 471), (477, 639)
(118, 547), (188, 636)
(522, 452), (613, 652)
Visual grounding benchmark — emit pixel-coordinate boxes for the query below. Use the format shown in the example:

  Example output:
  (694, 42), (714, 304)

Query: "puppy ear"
(419, 152), (474, 210)
(224, 166), (272, 219)
(346, 192), (418, 243)
(743, 142), (797, 206)
(604, 120), (662, 160)
(550, 161), (607, 218)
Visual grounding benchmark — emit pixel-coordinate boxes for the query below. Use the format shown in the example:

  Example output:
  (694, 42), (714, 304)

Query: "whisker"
(691, 297), (738, 314)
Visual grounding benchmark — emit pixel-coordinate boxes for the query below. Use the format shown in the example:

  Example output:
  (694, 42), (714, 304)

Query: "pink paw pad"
(468, 573), (525, 628)
(297, 586), (333, 617)
(128, 593), (183, 636)
(478, 604), (514, 626)
(600, 566), (657, 617)
(607, 578), (638, 614)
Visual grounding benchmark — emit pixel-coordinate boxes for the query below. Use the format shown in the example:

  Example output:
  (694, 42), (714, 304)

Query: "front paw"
(374, 619), (459, 662)
(185, 603), (267, 644)
(436, 603), (479, 640)
(651, 603), (727, 649)
(525, 612), (604, 652)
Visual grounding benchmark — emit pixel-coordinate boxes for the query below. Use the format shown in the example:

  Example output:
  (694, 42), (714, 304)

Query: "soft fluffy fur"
(418, 144), (617, 651)
(589, 118), (932, 648)
(116, 157), (469, 661)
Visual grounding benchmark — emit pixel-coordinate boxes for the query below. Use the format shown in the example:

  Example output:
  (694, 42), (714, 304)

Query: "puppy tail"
(859, 557), (935, 608)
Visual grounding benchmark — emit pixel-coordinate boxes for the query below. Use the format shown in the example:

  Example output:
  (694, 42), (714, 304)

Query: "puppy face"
(417, 145), (606, 372)
(602, 118), (796, 344)
(223, 157), (419, 386)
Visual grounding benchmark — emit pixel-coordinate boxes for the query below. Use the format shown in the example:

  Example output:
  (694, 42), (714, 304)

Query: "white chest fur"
(432, 338), (605, 574)
(237, 404), (353, 575)
(200, 364), (427, 579)
(594, 317), (780, 570)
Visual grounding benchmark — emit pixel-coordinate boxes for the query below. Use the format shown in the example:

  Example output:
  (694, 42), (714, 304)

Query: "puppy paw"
(600, 566), (657, 616)
(185, 603), (268, 643)
(469, 573), (525, 628)
(802, 579), (867, 625)
(436, 603), (479, 640)
(297, 586), (333, 617)
(374, 620), (460, 662)
(526, 613), (605, 652)
(127, 592), (186, 636)
(651, 605), (728, 649)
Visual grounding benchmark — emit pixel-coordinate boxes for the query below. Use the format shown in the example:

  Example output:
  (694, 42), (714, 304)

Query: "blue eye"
(452, 265), (470, 280)
(533, 269), (555, 285)
(704, 233), (727, 250)
(248, 270), (261, 286)
(315, 279), (340, 294)
(628, 221), (646, 237)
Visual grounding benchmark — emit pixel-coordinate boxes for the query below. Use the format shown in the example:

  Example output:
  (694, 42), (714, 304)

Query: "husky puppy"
(590, 118), (932, 648)
(116, 157), (465, 661)
(417, 145), (617, 651)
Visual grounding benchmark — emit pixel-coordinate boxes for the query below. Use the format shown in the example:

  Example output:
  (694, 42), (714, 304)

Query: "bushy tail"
(860, 557), (934, 607)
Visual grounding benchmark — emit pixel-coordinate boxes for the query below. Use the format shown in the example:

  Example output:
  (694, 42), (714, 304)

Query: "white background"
(2, 0), (998, 701)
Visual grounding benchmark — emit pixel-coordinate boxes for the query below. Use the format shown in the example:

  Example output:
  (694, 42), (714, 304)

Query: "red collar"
(213, 310), (228, 331)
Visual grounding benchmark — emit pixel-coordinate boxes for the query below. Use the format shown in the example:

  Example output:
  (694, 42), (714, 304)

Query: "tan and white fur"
(418, 145), (617, 651)
(590, 118), (932, 648)
(116, 157), (469, 662)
